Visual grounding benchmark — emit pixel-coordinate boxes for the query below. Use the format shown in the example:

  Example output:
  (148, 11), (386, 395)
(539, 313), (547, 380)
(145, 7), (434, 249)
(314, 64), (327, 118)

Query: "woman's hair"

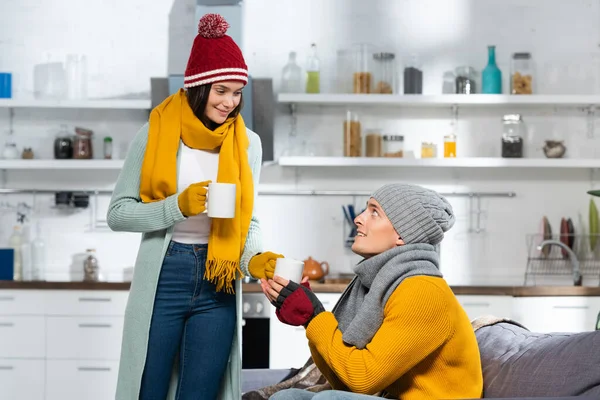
(186, 84), (244, 129)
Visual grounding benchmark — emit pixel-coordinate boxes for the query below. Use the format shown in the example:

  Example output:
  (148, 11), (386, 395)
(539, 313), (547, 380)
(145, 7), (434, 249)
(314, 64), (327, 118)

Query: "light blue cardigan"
(107, 122), (263, 399)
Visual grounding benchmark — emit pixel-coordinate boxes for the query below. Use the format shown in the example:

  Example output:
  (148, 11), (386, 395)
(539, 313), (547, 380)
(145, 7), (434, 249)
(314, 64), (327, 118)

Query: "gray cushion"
(476, 322), (600, 398)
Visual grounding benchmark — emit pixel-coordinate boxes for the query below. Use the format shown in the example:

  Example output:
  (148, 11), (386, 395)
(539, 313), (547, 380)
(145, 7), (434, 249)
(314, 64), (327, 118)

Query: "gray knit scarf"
(333, 243), (442, 349)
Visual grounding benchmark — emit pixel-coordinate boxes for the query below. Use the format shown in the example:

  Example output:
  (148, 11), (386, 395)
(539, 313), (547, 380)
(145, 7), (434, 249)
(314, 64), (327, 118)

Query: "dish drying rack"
(524, 233), (600, 286)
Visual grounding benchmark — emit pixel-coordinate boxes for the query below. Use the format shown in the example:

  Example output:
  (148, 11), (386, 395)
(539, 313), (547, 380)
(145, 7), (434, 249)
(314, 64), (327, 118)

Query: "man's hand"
(261, 275), (324, 327)
(177, 180), (211, 217)
(248, 252), (283, 280)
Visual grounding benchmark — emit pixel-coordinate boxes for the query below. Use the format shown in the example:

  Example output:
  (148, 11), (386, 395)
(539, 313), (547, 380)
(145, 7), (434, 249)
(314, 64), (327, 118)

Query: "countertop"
(1, 280), (600, 296)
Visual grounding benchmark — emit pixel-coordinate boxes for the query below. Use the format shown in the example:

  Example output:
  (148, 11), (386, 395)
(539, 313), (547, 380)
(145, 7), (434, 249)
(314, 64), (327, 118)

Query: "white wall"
(0, 0), (599, 285)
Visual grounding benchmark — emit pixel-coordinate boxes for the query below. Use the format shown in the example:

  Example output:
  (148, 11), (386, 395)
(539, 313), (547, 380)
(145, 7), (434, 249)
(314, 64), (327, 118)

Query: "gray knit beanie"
(371, 183), (455, 245)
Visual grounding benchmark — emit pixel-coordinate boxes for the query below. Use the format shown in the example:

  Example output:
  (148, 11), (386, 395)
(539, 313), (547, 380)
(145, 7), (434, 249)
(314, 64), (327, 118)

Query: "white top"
(172, 142), (219, 244)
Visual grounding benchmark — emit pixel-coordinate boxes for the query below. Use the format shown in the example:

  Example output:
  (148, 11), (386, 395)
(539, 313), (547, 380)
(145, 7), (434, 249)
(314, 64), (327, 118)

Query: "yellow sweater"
(306, 276), (483, 400)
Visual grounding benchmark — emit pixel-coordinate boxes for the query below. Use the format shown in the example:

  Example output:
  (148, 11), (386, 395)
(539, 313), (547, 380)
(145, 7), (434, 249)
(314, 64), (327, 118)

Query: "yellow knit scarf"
(140, 89), (253, 293)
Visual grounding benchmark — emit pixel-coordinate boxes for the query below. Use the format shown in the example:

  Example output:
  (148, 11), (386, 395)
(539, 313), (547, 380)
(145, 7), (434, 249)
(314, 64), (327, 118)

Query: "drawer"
(0, 359), (45, 400)
(0, 290), (45, 315)
(455, 295), (513, 321)
(44, 290), (129, 316)
(0, 316), (45, 358)
(46, 360), (119, 400)
(47, 316), (124, 360)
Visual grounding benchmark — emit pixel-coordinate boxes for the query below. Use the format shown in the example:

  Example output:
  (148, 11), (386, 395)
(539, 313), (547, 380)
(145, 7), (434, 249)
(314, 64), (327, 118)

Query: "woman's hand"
(248, 252), (284, 280)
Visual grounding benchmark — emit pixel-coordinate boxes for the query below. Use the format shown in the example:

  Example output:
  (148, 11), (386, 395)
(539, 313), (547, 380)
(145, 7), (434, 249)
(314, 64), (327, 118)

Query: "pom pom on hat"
(198, 13), (230, 38)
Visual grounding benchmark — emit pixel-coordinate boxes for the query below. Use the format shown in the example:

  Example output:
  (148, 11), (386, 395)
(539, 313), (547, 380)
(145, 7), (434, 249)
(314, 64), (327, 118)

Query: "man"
(261, 183), (483, 400)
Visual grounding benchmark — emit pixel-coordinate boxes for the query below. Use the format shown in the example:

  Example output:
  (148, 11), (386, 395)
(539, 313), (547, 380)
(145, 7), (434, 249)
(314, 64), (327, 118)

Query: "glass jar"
(455, 66), (477, 94)
(336, 49), (353, 94)
(54, 124), (73, 159)
(343, 111), (361, 157)
(351, 44), (374, 94)
(365, 130), (382, 157)
(373, 52), (396, 94)
(103, 136), (113, 159)
(510, 52), (533, 94)
(382, 135), (404, 157)
(403, 54), (423, 94)
(501, 114), (525, 158)
(444, 134), (457, 158)
(73, 127), (93, 159)
(2, 141), (19, 159)
(421, 142), (437, 158)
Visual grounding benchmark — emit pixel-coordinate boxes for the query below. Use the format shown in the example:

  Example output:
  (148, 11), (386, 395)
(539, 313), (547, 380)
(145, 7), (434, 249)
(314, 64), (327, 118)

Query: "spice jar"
(22, 148), (34, 159)
(351, 44), (374, 94)
(73, 127), (93, 159)
(501, 114), (525, 158)
(103, 136), (113, 159)
(343, 111), (361, 157)
(373, 52), (396, 94)
(510, 53), (533, 95)
(365, 130), (382, 157)
(444, 134), (457, 158)
(382, 135), (404, 157)
(421, 142), (437, 158)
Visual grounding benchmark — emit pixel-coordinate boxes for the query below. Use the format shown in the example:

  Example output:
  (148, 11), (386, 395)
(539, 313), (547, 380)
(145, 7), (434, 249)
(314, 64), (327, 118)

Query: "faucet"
(537, 240), (582, 286)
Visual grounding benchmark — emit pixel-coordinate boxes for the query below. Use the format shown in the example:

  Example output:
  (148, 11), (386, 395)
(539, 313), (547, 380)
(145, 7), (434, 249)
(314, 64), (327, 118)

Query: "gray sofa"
(242, 321), (600, 399)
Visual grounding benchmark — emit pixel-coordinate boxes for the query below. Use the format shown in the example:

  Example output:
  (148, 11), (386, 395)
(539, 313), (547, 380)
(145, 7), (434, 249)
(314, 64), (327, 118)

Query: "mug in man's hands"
(206, 182), (236, 218)
(274, 258), (304, 283)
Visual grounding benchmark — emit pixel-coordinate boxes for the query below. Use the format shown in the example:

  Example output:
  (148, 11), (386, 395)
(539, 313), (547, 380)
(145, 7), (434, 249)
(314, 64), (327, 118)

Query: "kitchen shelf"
(278, 156), (600, 169)
(0, 159), (124, 170)
(277, 94), (600, 107)
(0, 99), (151, 110)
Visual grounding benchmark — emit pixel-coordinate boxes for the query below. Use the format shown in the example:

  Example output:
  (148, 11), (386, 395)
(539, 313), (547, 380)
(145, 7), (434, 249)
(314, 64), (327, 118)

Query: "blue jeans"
(140, 241), (236, 400)
(270, 389), (378, 399)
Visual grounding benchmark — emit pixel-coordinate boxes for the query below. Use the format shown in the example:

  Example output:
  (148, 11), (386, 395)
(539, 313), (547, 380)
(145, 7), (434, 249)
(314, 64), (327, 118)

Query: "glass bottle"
(403, 54), (423, 94)
(281, 52), (303, 93)
(501, 114), (525, 158)
(482, 45), (502, 94)
(103, 136), (113, 159)
(305, 43), (320, 94)
(352, 44), (373, 94)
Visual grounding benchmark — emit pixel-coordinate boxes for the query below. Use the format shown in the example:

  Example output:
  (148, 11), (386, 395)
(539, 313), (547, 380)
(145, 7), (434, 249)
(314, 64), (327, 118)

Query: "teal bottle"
(482, 45), (502, 94)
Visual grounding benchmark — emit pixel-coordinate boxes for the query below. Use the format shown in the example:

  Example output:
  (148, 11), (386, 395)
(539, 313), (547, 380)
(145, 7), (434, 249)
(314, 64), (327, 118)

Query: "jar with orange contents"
(444, 134), (457, 158)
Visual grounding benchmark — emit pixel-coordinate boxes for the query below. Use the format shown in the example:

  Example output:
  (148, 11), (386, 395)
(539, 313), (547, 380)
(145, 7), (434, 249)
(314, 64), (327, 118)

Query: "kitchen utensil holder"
(524, 233), (600, 286)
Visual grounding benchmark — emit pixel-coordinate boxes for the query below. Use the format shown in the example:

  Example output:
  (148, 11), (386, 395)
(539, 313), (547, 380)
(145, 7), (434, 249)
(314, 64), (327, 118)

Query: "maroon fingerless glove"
(275, 280), (325, 327)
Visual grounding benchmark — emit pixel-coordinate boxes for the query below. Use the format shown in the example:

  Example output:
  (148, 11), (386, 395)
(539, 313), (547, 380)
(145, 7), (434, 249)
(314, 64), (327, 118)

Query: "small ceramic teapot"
(303, 257), (330, 281)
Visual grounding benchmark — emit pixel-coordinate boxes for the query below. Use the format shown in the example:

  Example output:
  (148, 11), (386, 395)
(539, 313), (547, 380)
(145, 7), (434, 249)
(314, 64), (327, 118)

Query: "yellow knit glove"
(248, 251), (284, 280)
(177, 180), (211, 217)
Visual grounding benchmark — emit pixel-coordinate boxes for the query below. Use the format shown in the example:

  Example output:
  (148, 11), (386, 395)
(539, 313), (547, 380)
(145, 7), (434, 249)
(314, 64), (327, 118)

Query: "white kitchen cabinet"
(46, 316), (124, 360)
(269, 292), (341, 370)
(0, 316), (45, 358)
(455, 295), (513, 321)
(0, 360), (45, 400)
(45, 360), (119, 400)
(0, 290), (45, 315)
(512, 297), (600, 333)
(44, 290), (129, 316)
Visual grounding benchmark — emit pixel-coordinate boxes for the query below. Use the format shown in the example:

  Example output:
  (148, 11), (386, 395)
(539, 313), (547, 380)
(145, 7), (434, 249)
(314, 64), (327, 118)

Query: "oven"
(241, 290), (271, 369)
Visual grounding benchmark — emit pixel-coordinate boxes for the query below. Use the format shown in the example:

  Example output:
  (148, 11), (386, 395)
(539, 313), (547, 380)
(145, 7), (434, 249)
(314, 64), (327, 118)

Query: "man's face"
(351, 198), (405, 259)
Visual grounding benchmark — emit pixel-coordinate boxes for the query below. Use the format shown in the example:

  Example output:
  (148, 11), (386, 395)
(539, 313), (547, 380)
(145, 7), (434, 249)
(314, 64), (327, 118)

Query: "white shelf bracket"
(288, 103), (297, 137)
(587, 105), (596, 139)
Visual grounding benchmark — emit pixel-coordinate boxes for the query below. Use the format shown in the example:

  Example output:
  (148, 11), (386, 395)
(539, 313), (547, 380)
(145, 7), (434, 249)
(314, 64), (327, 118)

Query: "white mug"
(274, 258), (305, 283)
(206, 182), (236, 218)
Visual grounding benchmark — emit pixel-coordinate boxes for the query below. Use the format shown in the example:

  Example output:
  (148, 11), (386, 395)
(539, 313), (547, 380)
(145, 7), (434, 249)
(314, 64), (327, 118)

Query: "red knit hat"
(184, 14), (248, 88)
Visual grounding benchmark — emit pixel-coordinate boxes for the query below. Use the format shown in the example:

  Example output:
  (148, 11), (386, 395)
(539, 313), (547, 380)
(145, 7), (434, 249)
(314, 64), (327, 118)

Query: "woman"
(108, 14), (282, 400)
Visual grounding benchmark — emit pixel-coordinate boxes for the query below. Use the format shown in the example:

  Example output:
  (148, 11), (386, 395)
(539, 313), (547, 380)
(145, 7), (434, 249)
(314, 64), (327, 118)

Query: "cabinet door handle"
(462, 302), (491, 307)
(0, 296), (15, 301)
(78, 323), (112, 328)
(78, 366), (111, 372)
(0, 366), (14, 370)
(78, 297), (111, 302)
(553, 305), (589, 310)
(0, 322), (15, 327)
